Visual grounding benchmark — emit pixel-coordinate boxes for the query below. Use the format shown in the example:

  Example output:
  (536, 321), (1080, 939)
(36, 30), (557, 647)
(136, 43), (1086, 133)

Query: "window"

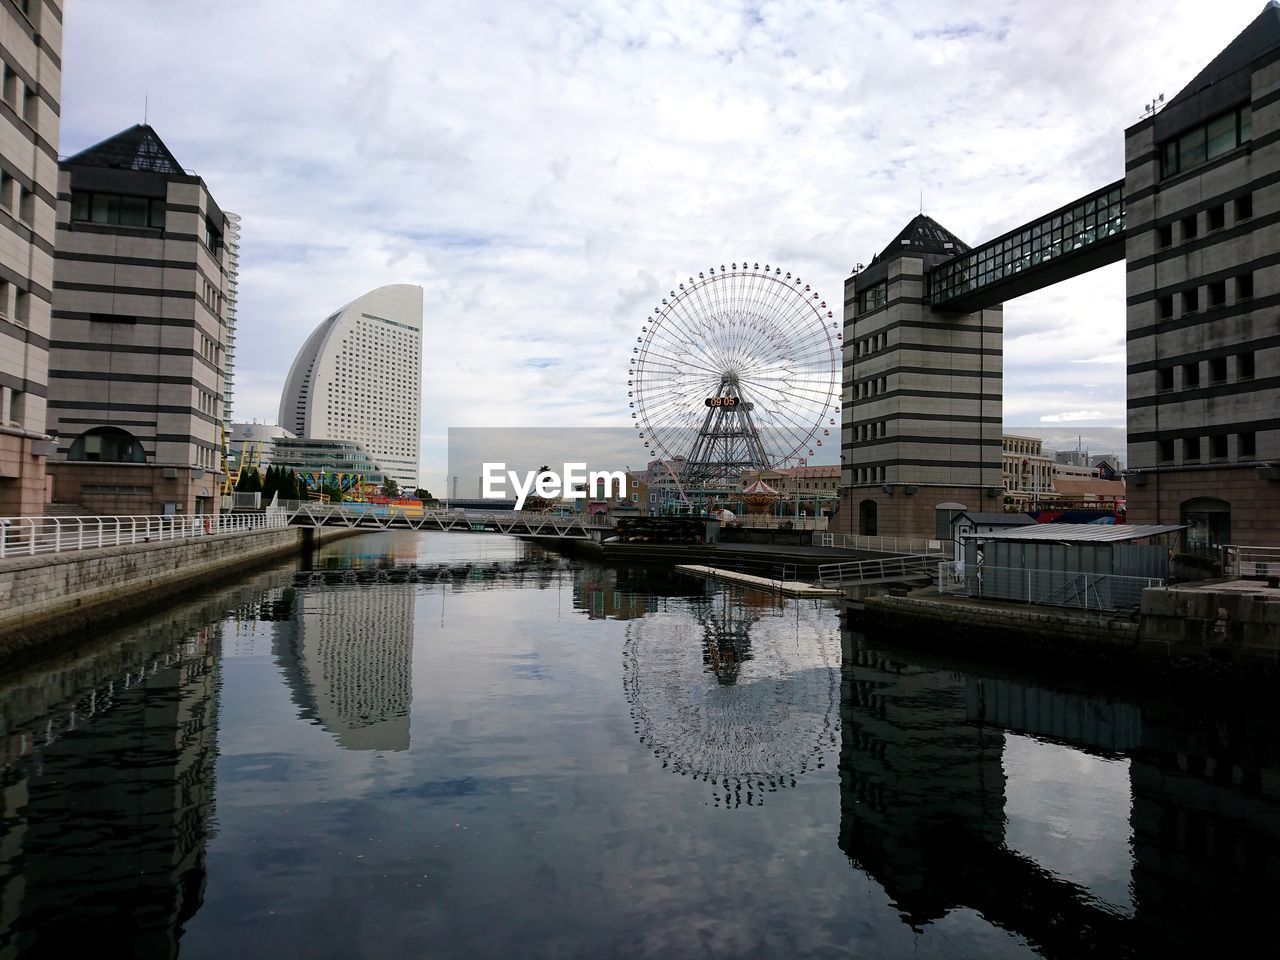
(1240, 431), (1256, 458)
(1158, 367), (1174, 392)
(18, 187), (33, 225)
(1210, 356), (1228, 383)
(14, 289), (28, 326)
(1161, 104), (1252, 178)
(1207, 204), (1225, 231)
(22, 87), (36, 124)
(0, 171), (11, 212)
(1158, 439), (1175, 462)
(1181, 215), (1198, 241)
(1211, 434), (1228, 459)
(1238, 351), (1255, 380)
(1182, 289), (1199, 314)
(1208, 279), (1226, 308)
(1159, 295), (1174, 320)
(1184, 437), (1201, 461)
(1237, 273), (1253, 300)
(1158, 224), (1173, 247)
(1183, 362), (1200, 388)
(1236, 193), (1253, 221)
(857, 281), (887, 313)
(69, 191), (166, 229)
(1, 65), (15, 107)
(0, 279), (8, 319)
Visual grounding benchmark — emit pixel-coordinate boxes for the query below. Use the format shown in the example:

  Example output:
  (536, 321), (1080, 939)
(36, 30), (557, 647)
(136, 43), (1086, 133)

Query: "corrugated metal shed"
(954, 512), (1035, 526)
(975, 523), (1184, 543)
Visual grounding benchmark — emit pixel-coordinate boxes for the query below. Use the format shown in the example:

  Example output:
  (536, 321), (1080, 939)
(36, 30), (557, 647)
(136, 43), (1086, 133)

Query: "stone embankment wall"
(0, 527), (349, 658)
(1138, 586), (1280, 667)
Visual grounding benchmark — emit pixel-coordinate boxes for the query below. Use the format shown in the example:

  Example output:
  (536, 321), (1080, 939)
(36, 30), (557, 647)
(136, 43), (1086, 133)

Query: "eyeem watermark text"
(482, 462), (626, 510)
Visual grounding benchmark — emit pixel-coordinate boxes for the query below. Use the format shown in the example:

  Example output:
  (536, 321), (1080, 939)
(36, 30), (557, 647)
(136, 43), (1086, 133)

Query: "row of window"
(1157, 432), (1256, 462)
(855, 376), (889, 400)
(855, 421), (887, 442)
(70, 190), (168, 229)
(856, 281), (887, 314)
(1157, 194), (1252, 248)
(2, 62), (41, 129)
(852, 466), (885, 484)
(0, 171), (37, 226)
(1161, 103), (1252, 180)
(855, 332), (886, 356)
(0, 278), (31, 325)
(1156, 351), (1255, 391)
(1157, 272), (1252, 319)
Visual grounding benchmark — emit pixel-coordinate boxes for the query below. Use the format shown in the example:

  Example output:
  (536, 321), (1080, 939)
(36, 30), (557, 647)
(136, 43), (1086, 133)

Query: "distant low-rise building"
(271, 437), (385, 495)
(1002, 435), (1055, 499)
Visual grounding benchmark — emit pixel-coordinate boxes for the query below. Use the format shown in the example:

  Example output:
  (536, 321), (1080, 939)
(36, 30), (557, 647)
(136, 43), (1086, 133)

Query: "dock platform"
(674, 564), (842, 597)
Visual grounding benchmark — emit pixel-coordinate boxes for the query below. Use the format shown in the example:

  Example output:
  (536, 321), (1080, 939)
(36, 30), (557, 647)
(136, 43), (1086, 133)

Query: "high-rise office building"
(279, 284), (422, 491)
(1124, 2), (1280, 547)
(46, 124), (232, 516)
(0, 1), (61, 515)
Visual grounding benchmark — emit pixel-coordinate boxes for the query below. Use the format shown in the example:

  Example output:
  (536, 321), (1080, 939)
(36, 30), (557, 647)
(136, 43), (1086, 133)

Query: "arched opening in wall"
(935, 502), (969, 541)
(1180, 497), (1231, 553)
(67, 427), (147, 463)
(859, 499), (878, 536)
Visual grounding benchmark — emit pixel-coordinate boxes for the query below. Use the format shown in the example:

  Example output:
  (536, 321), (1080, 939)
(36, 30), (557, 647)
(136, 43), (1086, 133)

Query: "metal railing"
(816, 531), (953, 558)
(818, 554), (937, 586)
(0, 511), (290, 559)
(937, 562), (1162, 612)
(731, 515), (829, 531)
(1223, 545), (1280, 579)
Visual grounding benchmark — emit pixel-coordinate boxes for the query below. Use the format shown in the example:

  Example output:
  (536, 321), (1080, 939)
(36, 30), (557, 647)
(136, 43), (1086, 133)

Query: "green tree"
(319, 481), (344, 504)
(381, 477), (400, 498)
(413, 487), (432, 501)
(261, 465), (280, 503)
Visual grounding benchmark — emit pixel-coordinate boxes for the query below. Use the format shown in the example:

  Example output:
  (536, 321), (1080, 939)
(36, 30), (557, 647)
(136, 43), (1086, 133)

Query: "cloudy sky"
(61, 0), (1264, 491)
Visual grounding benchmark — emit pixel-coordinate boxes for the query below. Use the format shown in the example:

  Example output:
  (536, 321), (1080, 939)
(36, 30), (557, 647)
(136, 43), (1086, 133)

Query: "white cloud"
(57, 0), (1266, 491)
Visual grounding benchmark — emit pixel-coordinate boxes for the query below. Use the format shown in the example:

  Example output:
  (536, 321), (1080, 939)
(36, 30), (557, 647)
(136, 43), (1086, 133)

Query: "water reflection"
(0, 627), (222, 959)
(624, 584), (840, 807)
(272, 585), (415, 752)
(841, 623), (1280, 957)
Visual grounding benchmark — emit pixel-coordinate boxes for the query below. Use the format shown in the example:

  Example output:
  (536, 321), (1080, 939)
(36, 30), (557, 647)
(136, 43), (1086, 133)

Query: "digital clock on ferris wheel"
(704, 396), (740, 408)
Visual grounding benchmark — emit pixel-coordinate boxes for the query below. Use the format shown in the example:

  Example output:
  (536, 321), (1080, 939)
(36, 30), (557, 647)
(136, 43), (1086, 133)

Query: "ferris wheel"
(628, 262), (841, 486)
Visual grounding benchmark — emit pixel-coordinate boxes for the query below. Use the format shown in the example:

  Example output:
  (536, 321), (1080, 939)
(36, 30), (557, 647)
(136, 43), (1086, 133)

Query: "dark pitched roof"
(872, 214), (970, 264)
(1168, 1), (1280, 107)
(61, 124), (185, 175)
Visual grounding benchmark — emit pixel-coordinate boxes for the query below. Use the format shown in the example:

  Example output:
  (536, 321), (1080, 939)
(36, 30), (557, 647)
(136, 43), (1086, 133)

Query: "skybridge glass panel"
(928, 182), (1124, 308)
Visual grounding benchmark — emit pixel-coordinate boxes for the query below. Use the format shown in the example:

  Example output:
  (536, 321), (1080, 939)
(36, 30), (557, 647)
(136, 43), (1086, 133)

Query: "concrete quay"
(861, 578), (1280, 683)
(0, 526), (356, 662)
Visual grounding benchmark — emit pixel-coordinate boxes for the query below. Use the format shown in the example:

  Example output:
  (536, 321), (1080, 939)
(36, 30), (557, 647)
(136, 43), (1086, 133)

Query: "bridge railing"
(816, 531), (953, 558)
(1223, 545), (1280, 578)
(818, 554), (937, 586)
(0, 511), (290, 559)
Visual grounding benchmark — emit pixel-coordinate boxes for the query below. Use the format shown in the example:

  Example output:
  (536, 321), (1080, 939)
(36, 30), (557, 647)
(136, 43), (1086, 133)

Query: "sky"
(59, 0), (1267, 492)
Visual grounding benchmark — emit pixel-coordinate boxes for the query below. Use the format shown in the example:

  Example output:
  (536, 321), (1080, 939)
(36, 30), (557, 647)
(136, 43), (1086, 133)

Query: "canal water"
(1, 531), (1276, 958)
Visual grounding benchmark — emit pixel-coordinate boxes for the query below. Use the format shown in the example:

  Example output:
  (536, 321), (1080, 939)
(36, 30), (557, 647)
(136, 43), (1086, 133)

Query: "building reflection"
(272, 585), (414, 751)
(839, 624), (1280, 957)
(0, 627), (220, 959)
(624, 586), (840, 807)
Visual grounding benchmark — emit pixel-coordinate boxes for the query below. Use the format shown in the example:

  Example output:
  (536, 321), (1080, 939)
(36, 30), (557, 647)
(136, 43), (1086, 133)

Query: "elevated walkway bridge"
(928, 180), (1125, 312)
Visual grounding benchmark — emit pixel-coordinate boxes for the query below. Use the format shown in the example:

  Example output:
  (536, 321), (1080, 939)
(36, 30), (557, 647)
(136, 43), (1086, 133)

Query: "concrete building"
(1002, 434), (1055, 499)
(741, 464), (841, 498)
(0, 0), (60, 515)
(1124, 3), (1280, 548)
(840, 216), (1004, 539)
(279, 284), (422, 492)
(270, 436), (386, 493)
(45, 124), (232, 516)
(227, 421), (294, 472)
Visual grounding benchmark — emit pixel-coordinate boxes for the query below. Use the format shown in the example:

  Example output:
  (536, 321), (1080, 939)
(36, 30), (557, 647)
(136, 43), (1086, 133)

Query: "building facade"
(270, 436), (386, 493)
(1002, 434), (1055, 499)
(221, 211), (240, 432)
(45, 125), (231, 516)
(279, 284), (422, 492)
(839, 216), (1004, 540)
(1124, 3), (1280, 548)
(0, 0), (60, 515)
(227, 421), (294, 473)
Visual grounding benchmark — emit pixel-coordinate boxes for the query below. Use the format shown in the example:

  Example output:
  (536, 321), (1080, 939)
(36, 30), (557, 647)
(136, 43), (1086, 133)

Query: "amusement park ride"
(628, 262), (841, 513)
